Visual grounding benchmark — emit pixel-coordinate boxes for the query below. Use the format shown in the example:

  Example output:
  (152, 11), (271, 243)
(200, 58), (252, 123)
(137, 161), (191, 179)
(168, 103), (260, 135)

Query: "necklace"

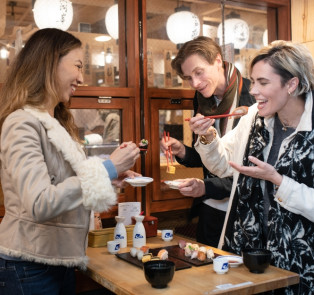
(277, 116), (295, 131)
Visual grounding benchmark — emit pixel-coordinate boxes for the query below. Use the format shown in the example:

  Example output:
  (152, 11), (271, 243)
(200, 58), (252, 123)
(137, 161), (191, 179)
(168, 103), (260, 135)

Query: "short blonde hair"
(250, 40), (314, 96)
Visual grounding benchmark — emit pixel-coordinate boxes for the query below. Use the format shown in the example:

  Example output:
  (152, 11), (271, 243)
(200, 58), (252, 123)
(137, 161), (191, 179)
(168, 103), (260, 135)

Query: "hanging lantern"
(263, 29), (268, 46)
(166, 7), (200, 45)
(0, 47), (9, 59)
(105, 4), (119, 40)
(33, 0), (73, 31)
(217, 17), (249, 50)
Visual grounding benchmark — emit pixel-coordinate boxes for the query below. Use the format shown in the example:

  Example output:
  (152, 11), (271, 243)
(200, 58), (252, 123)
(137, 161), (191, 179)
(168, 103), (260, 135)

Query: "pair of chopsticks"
(163, 131), (175, 174)
(184, 113), (240, 121)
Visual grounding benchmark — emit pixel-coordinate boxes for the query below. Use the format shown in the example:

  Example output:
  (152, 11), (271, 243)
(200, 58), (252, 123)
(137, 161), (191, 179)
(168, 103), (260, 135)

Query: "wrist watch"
(200, 135), (210, 145)
(199, 128), (217, 145)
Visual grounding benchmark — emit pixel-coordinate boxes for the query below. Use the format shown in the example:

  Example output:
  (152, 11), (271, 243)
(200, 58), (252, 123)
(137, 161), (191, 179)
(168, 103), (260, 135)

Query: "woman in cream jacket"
(0, 28), (140, 295)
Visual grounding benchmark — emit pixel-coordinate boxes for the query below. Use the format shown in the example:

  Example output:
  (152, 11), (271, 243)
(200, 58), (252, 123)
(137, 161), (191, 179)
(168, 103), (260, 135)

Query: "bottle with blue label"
(114, 216), (127, 248)
(132, 215), (146, 248)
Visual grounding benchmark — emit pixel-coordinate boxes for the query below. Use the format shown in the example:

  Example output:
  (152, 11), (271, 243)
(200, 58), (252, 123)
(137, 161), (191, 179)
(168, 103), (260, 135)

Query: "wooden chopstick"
(184, 113), (240, 121)
(167, 131), (174, 165)
(163, 131), (170, 171)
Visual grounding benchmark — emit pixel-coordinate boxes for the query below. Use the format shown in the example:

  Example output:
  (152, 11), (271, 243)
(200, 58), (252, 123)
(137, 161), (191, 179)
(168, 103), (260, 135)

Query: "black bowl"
(143, 260), (175, 288)
(242, 248), (272, 274)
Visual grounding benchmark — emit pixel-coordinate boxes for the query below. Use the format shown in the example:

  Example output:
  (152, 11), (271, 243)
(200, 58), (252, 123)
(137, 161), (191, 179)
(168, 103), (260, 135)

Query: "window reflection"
(147, 0), (267, 88)
(159, 109), (203, 183)
(71, 108), (121, 157)
(0, 0), (121, 87)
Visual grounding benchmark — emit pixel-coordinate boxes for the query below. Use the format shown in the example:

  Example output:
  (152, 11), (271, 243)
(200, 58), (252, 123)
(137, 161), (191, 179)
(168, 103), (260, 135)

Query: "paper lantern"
(33, 0), (73, 31)
(105, 4), (119, 40)
(166, 10), (200, 45)
(217, 18), (249, 49)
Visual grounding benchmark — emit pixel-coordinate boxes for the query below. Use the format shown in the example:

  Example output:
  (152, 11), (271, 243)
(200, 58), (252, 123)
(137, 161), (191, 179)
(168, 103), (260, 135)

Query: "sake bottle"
(132, 215), (146, 248)
(114, 216), (127, 248)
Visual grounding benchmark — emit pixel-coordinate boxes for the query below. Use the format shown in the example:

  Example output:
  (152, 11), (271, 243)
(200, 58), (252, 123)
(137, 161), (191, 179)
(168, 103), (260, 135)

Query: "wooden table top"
(84, 236), (299, 295)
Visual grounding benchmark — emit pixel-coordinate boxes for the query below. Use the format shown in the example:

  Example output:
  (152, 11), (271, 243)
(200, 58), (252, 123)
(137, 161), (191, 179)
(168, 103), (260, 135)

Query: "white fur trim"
(76, 157), (117, 212)
(23, 107), (117, 212)
(0, 246), (88, 270)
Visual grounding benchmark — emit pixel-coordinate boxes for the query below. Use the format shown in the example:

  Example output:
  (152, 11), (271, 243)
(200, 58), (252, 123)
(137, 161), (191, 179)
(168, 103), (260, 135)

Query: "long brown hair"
(0, 28), (82, 140)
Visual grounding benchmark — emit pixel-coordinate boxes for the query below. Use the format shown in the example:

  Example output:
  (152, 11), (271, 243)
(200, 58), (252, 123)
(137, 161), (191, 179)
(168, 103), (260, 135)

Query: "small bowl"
(242, 248), (271, 273)
(143, 260), (175, 288)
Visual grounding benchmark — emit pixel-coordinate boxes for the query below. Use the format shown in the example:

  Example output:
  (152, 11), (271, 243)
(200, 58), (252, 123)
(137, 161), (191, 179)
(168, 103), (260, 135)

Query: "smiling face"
(181, 54), (224, 98)
(57, 47), (84, 104)
(250, 60), (291, 118)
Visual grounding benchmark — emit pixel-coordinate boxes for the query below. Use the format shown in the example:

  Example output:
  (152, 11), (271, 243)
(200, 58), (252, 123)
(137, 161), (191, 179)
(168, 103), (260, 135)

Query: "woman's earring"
(288, 91), (291, 95)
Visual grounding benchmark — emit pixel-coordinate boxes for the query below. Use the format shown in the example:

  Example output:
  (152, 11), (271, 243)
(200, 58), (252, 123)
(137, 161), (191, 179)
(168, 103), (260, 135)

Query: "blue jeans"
(0, 258), (76, 295)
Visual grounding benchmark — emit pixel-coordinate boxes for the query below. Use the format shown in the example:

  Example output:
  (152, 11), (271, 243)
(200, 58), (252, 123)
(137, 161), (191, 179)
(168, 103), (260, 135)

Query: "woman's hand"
(112, 170), (142, 188)
(176, 178), (205, 198)
(160, 136), (186, 159)
(229, 156), (283, 186)
(110, 142), (140, 175)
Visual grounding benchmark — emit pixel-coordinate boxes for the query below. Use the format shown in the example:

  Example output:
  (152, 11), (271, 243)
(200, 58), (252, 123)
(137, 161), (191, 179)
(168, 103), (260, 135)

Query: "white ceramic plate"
(124, 177), (153, 187)
(216, 255), (243, 267)
(164, 180), (182, 190)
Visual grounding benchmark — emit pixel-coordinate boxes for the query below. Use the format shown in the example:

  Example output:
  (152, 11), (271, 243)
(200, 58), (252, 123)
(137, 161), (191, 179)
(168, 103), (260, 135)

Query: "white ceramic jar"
(132, 215), (146, 248)
(114, 216), (127, 248)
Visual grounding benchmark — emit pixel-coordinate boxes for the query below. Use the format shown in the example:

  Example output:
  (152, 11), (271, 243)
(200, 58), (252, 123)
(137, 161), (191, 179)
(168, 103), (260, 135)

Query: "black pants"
(196, 203), (226, 247)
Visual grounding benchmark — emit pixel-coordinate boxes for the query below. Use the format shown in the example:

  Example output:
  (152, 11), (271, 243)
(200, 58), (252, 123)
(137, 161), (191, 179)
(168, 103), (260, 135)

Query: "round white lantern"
(105, 4), (119, 40)
(263, 29), (268, 46)
(33, 0), (73, 31)
(166, 11), (200, 45)
(217, 18), (249, 49)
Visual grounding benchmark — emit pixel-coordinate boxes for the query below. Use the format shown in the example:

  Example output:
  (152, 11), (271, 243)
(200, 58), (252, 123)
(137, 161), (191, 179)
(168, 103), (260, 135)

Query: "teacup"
(213, 257), (229, 274)
(107, 240), (120, 254)
(161, 229), (173, 241)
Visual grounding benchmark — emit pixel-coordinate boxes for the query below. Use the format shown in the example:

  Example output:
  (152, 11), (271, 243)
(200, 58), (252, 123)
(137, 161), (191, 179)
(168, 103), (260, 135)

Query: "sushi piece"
(191, 250), (198, 260)
(139, 139), (149, 155)
(130, 247), (138, 257)
(206, 248), (215, 259)
(157, 249), (168, 260)
(140, 245), (149, 254)
(178, 240), (186, 249)
(197, 251), (206, 261)
(142, 253), (152, 263)
(137, 250), (144, 261)
(184, 243), (193, 257)
(197, 247), (207, 261)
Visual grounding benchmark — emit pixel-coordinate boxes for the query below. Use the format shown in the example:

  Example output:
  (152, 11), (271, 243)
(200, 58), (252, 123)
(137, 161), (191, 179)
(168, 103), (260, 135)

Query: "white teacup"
(213, 257), (229, 274)
(161, 229), (173, 241)
(107, 240), (120, 254)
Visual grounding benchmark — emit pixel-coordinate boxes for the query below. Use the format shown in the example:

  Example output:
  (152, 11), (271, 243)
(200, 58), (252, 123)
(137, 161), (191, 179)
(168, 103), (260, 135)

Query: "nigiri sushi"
(157, 249), (168, 260)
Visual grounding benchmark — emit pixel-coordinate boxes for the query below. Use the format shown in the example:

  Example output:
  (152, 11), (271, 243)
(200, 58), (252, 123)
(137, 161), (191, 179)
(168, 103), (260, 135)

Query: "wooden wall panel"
(291, 0), (314, 43)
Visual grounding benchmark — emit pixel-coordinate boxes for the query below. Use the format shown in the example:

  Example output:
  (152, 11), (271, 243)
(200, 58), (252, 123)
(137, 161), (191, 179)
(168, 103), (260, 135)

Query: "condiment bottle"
(132, 215), (146, 248)
(114, 216), (127, 248)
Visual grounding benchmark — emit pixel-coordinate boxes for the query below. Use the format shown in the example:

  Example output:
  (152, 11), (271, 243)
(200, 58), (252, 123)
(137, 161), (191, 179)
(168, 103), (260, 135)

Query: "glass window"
(159, 109), (203, 185)
(0, 0), (123, 87)
(146, 0), (267, 88)
(71, 108), (121, 158)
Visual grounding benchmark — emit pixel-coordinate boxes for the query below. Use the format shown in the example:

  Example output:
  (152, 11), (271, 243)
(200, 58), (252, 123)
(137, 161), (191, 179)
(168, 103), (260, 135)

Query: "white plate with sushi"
(164, 180), (182, 190)
(124, 177), (153, 187)
(216, 255), (243, 267)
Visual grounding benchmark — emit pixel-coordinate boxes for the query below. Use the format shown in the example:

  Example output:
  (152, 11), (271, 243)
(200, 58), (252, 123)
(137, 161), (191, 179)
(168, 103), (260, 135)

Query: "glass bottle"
(114, 216), (127, 248)
(132, 215), (146, 248)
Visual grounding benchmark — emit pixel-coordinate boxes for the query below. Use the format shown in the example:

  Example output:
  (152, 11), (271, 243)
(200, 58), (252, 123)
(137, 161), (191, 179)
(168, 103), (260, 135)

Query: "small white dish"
(164, 180), (182, 189)
(124, 177), (153, 187)
(216, 255), (243, 267)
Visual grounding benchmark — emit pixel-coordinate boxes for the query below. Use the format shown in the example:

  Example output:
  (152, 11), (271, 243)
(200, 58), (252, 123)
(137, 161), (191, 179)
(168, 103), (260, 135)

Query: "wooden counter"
(84, 236), (299, 295)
